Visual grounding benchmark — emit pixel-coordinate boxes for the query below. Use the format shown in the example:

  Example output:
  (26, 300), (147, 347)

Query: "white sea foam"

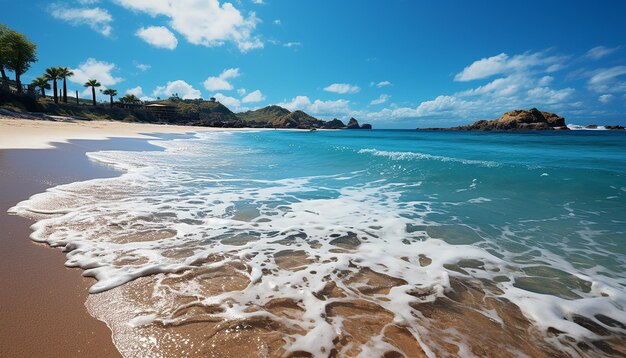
(8, 131), (626, 356)
(357, 148), (500, 167)
(567, 124), (608, 130)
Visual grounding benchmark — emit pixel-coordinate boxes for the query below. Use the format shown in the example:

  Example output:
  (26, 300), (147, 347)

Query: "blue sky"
(2, 0), (626, 128)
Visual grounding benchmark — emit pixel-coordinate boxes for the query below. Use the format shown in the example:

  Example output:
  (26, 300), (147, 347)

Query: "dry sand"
(0, 115), (247, 150)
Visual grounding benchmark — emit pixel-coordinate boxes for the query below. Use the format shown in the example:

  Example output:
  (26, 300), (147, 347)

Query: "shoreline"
(0, 116), (250, 357)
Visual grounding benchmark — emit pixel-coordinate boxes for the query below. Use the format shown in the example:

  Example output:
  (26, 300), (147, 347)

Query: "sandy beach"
(0, 116), (244, 357)
(0, 116), (226, 150)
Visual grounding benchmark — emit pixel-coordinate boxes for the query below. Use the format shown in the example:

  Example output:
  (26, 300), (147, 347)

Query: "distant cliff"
(422, 108), (569, 131)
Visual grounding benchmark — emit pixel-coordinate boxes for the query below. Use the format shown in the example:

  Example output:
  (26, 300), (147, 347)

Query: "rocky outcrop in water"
(346, 117), (373, 129)
(422, 108), (569, 131)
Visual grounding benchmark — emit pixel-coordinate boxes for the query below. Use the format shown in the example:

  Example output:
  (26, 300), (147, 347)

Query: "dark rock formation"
(586, 124), (598, 129)
(323, 118), (346, 129)
(345, 117), (372, 129)
(347, 117), (361, 129)
(423, 108), (568, 131)
(606, 125), (625, 130)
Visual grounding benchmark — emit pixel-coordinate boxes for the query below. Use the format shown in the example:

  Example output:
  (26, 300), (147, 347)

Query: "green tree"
(101, 88), (118, 108)
(44, 67), (62, 103)
(0, 24), (8, 86)
(31, 76), (50, 98)
(84, 79), (101, 106)
(58, 67), (73, 103)
(120, 94), (140, 103)
(1, 27), (37, 93)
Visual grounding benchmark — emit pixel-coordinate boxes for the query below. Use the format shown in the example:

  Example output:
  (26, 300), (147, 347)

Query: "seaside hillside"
(236, 105), (290, 125)
(0, 90), (377, 129)
(151, 97), (241, 127)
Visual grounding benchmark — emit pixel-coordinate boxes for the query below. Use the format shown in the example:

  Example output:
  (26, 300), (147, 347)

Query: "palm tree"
(31, 76), (50, 98)
(58, 67), (73, 103)
(101, 88), (118, 108)
(84, 79), (101, 106)
(120, 94), (140, 103)
(44, 67), (62, 103)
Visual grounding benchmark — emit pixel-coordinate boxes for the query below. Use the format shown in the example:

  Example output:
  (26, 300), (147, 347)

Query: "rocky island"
(421, 108), (569, 131)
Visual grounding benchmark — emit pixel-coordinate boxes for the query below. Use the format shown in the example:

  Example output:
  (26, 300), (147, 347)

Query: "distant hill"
(237, 105), (290, 126)
(237, 105), (365, 129)
(147, 98), (241, 127)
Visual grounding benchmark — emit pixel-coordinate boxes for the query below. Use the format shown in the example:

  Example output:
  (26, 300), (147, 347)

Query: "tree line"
(1, 23), (141, 107)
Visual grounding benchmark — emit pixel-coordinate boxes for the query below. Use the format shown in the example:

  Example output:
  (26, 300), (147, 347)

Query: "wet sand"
(0, 121), (212, 357)
(0, 141), (126, 356)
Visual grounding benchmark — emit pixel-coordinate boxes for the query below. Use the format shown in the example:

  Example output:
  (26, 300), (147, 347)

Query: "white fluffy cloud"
(242, 89), (265, 103)
(588, 66), (626, 93)
(153, 80), (202, 99)
(324, 83), (360, 94)
(598, 94), (614, 104)
(136, 63), (151, 71)
(586, 46), (619, 60)
(113, 0), (263, 52)
(136, 26), (178, 50)
(277, 96), (351, 117)
(126, 86), (155, 101)
(370, 94), (390, 105)
(375, 81), (391, 88)
(70, 58), (123, 86)
(126, 86), (144, 96)
(283, 42), (302, 48)
(203, 68), (240, 91)
(360, 51), (579, 123)
(213, 93), (250, 111)
(454, 52), (565, 82)
(49, 5), (112, 36)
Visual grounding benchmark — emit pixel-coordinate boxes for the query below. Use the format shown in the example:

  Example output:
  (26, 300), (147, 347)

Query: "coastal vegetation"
(44, 67), (62, 103)
(0, 24), (37, 93)
(101, 88), (117, 108)
(84, 79), (101, 106)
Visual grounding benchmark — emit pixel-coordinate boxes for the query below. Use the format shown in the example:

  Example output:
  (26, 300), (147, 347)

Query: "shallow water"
(10, 129), (626, 357)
